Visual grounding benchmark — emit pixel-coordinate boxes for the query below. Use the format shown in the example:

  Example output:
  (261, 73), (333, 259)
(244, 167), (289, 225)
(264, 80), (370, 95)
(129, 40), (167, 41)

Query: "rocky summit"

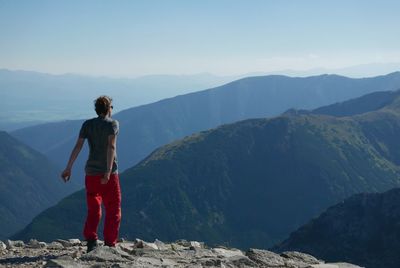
(0, 238), (362, 268)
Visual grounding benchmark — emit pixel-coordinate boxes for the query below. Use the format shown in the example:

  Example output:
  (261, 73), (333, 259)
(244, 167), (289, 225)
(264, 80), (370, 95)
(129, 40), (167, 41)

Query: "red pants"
(83, 174), (121, 246)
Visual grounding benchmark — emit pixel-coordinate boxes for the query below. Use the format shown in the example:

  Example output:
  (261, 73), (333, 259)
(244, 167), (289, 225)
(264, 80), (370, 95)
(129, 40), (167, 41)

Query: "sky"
(1, 0), (400, 77)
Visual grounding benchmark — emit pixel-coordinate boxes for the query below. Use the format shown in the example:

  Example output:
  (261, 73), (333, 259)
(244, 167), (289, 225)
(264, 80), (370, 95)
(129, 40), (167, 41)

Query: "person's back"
(80, 116), (119, 175)
(61, 96), (121, 253)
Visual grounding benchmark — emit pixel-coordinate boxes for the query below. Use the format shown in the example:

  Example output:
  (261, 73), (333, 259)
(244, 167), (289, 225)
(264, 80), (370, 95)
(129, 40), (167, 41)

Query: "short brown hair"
(94, 95), (113, 116)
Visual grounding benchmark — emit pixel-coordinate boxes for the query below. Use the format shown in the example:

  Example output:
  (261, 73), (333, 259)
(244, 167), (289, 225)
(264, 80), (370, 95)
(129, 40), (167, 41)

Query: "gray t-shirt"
(79, 116), (119, 175)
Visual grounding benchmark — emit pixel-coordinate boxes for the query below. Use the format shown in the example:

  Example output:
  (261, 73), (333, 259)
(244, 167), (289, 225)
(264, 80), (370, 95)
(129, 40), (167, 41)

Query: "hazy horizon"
(1, 1), (400, 77)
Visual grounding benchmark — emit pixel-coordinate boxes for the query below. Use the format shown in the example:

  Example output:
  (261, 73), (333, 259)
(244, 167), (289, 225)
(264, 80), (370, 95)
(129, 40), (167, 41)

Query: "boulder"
(0, 241), (6, 251)
(246, 248), (286, 267)
(5, 240), (25, 249)
(28, 239), (47, 248)
(47, 241), (64, 250)
(226, 255), (258, 267)
(80, 246), (133, 262)
(55, 238), (82, 247)
(190, 241), (205, 249)
(45, 256), (88, 268)
(282, 251), (321, 265)
(68, 238), (82, 246)
(132, 238), (159, 250)
(154, 239), (168, 250)
(212, 247), (245, 258)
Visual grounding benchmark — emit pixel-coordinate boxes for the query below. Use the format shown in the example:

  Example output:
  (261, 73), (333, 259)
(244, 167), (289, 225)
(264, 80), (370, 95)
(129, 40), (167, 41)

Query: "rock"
(132, 239), (158, 250)
(154, 239), (168, 250)
(48, 241), (64, 250)
(5, 239), (25, 249)
(190, 241), (204, 249)
(246, 248), (286, 267)
(55, 239), (72, 247)
(169, 242), (186, 251)
(212, 247), (245, 258)
(68, 238), (82, 246)
(28, 239), (47, 248)
(132, 256), (178, 267)
(0, 241), (6, 251)
(45, 256), (88, 268)
(227, 255), (258, 267)
(55, 238), (81, 247)
(175, 239), (191, 247)
(80, 246), (134, 262)
(199, 258), (222, 267)
(0, 238), (364, 268)
(282, 251), (321, 265)
(117, 241), (137, 254)
(311, 263), (364, 268)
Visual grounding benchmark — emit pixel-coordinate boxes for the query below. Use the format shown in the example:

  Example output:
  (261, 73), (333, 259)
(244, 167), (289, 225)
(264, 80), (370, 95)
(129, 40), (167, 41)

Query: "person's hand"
(101, 172), (111, 184)
(61, 168), (71, 183)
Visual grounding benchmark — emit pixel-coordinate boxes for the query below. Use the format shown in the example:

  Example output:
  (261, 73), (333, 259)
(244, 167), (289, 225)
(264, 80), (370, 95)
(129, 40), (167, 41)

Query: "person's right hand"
(61, 168), (71, 183)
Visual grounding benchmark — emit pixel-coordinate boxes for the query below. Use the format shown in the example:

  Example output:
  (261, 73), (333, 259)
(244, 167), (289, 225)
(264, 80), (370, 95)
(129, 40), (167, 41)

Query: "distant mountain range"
(0, 69), (239, 131)
(13, 89), (400, 249)
(0, 131), (79, 239)
(11, 72), (400, 186)
(273, 187), (400, 268)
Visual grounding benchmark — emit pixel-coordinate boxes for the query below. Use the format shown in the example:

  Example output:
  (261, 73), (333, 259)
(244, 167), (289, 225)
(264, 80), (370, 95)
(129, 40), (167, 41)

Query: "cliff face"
(0, 238), (362, 268)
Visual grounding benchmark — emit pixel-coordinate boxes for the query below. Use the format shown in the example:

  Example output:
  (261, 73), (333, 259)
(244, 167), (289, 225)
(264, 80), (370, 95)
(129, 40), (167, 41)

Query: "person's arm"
(61, 137), (85, 182)
(101, 134), (117, 184)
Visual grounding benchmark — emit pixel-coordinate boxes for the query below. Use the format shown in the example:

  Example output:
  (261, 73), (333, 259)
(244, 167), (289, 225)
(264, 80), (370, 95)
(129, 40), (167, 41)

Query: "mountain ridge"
(11, 72), (400, 186)
(13, 90), (400, 249)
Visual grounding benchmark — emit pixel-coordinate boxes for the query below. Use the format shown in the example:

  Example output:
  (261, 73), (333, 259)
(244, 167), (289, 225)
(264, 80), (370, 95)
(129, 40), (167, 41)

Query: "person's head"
(94, 95), (113, 117)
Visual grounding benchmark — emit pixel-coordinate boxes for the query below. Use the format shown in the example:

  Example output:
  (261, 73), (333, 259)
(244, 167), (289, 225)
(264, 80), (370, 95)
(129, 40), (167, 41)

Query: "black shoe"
(105, 242), (116, 247)
(86, 239), (98, 253)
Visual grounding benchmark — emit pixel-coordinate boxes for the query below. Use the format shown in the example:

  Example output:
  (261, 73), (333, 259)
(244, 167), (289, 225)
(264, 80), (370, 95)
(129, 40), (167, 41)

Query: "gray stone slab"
(246, 248), (286, 267)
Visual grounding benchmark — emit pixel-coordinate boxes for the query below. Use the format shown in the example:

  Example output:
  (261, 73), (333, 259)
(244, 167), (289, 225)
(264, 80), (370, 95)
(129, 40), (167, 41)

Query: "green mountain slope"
(11, 73), (400, 185)
(312, 90), (400, 117)
(14, 91), (400, 248)
(0, 131), (79, 239)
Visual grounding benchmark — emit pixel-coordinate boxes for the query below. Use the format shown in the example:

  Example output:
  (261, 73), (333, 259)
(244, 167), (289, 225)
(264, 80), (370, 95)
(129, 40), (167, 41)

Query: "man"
(61, 96), (121, 253)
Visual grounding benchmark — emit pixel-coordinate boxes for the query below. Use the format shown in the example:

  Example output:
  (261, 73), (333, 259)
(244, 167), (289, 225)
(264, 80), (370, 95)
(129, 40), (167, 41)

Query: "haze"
(1, 0), (400, 77)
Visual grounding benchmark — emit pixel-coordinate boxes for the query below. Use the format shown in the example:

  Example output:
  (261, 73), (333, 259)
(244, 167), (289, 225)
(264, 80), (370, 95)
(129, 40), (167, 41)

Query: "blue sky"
(1, 0), (400, 76)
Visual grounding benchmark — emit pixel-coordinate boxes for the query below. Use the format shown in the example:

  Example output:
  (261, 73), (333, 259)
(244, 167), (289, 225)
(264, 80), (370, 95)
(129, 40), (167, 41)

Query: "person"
(61, 95), (121, 253)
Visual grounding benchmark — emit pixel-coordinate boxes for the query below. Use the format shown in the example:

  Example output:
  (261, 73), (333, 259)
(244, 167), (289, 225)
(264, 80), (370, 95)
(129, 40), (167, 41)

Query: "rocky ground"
(0, 239), (363, 268)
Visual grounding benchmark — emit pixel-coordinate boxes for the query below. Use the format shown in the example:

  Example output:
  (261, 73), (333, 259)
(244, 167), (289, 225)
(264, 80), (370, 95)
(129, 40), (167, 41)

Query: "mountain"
(11, 72), (400, 185)
(0, 131), (79, 239)
(13, 89), (400, 249)
(0, 69), (237, 131)
(312, 90), (400, 117)
(273, 187), (400, 268)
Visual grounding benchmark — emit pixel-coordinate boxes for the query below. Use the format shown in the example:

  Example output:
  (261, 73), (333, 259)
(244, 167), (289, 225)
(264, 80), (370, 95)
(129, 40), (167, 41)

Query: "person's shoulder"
(106, 117), (119, 125)
(110, 119), (119, 129)
(82, 117), (97, 125)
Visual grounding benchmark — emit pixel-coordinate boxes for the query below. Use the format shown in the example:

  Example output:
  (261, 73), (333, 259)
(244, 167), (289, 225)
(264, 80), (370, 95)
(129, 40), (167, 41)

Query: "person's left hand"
(61, 168), (72, 183)
(101, 172), (111, 184)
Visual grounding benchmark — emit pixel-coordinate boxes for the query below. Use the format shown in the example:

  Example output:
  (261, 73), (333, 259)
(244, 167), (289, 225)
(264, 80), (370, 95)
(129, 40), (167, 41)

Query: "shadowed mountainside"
(273, 187), (400, 268)
(0, 131), (79, 239)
